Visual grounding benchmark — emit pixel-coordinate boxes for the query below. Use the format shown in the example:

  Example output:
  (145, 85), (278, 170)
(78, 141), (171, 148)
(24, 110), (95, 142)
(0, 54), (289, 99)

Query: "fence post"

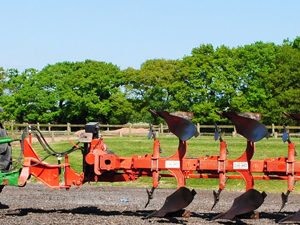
(197, 123), (200, 136)
(48, 123), (51, 132)
(129, 123), (132, 137)
(272, 123), (278, 138)
(232, 125), (237, 137)
(37, 122), (40, 130)
(160, 123), (163, 134)
(67, 123), (71, 139)
(51, 131), (55, 142)
(10, 120), (14, 132)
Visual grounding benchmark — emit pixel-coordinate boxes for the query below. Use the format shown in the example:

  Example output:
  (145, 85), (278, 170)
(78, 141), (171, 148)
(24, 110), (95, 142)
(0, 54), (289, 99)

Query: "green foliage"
(0, 67), (5, 95)
(262, 44), (300, 124)
(0, 37), (299, 125)
(123, 59), (180, 122)
(0, 60), (134, 124)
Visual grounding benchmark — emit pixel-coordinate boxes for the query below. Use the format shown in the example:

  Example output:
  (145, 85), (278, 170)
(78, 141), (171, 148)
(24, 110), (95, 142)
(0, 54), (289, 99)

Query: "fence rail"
(3, 121), (300, 140)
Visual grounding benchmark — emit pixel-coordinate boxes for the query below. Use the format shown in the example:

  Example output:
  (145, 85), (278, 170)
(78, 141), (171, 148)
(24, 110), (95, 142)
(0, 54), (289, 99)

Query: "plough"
(0, 110), (300, 223)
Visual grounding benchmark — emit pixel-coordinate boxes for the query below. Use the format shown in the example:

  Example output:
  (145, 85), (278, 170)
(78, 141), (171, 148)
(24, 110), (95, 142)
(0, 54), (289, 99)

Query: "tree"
(0, 60), (133, 124)
(0, 68), (44, 122)
(35, 60), (129, 124)
(178, 44), (220, 123)
(1, 37), (299, 125)
(230, 42), (278, 121)
(0, 67), (4, 95)
(262, 44), (300, 124)
(123, 59), (180, 122)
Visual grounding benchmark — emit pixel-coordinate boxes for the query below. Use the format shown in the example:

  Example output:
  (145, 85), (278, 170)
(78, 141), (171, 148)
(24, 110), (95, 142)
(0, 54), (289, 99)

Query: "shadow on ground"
(3, 207), (300, 224)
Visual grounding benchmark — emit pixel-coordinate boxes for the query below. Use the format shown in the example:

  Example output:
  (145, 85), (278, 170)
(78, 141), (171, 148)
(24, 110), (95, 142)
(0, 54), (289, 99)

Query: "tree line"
(0, 37), (299, 125)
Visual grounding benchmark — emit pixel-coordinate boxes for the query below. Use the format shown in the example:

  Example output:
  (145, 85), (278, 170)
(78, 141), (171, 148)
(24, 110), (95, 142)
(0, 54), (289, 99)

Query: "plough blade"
(279, 190), (290, 212)
(145, 187), (156, 208)
(146, 187), (196, 218)
(279, 210), (300, 223)
(212, 189), (267, 221)
(211, 189), (222, 210)
(150, 110), (198, 141)
(222, 112), (268, 142)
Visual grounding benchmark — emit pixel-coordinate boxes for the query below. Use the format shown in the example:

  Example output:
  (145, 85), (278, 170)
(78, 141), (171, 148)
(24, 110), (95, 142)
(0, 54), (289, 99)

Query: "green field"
(11, 135), (300, 193)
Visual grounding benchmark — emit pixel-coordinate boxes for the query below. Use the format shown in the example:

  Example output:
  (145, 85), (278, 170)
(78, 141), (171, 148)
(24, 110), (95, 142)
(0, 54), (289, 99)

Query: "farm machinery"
(0, 110), (300, 223)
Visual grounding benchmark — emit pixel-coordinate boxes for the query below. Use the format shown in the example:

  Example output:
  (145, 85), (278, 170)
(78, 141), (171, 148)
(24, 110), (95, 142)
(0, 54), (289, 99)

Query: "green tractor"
(0, 129), (19, 188)
(0, 109), (20, 207)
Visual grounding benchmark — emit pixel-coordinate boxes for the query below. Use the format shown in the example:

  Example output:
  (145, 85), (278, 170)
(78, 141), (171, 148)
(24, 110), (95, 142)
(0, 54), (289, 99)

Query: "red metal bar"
(218, 141), (227, 190)
(151, 139), (160, 188)
(287, 142), (296, 192)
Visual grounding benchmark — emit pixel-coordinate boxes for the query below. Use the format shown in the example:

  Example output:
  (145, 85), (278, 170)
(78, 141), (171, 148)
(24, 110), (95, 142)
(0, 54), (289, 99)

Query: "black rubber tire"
(0, 127), (12, 171)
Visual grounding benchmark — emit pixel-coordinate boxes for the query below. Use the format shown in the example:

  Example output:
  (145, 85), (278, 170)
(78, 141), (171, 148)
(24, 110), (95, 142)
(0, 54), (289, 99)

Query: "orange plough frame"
(18, 130), (299, 196)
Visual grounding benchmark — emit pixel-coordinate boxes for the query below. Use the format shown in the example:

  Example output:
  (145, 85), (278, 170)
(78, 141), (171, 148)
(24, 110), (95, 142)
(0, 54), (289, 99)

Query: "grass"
(11, 135), (300, 193)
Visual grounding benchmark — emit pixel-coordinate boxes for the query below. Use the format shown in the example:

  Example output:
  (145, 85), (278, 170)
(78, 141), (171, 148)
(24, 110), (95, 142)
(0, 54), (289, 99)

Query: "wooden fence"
(3, 121), (300, 140)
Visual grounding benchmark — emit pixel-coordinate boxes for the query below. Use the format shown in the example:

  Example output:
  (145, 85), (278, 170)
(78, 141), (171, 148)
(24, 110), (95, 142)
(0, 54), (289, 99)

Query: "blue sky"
(1, 0), (299, 71)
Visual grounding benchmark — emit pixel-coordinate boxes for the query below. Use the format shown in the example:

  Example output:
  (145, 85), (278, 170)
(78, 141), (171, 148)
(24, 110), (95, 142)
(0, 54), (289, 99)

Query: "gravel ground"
(0, 184), (299, 225)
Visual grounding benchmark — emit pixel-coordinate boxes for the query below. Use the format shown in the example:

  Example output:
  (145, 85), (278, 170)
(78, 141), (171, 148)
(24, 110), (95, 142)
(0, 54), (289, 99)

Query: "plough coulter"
(0, 110), (300, 223)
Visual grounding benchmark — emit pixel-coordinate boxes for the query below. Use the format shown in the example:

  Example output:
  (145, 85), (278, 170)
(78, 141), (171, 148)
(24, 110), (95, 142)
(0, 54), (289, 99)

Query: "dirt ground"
(0, 184), (299, 225)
